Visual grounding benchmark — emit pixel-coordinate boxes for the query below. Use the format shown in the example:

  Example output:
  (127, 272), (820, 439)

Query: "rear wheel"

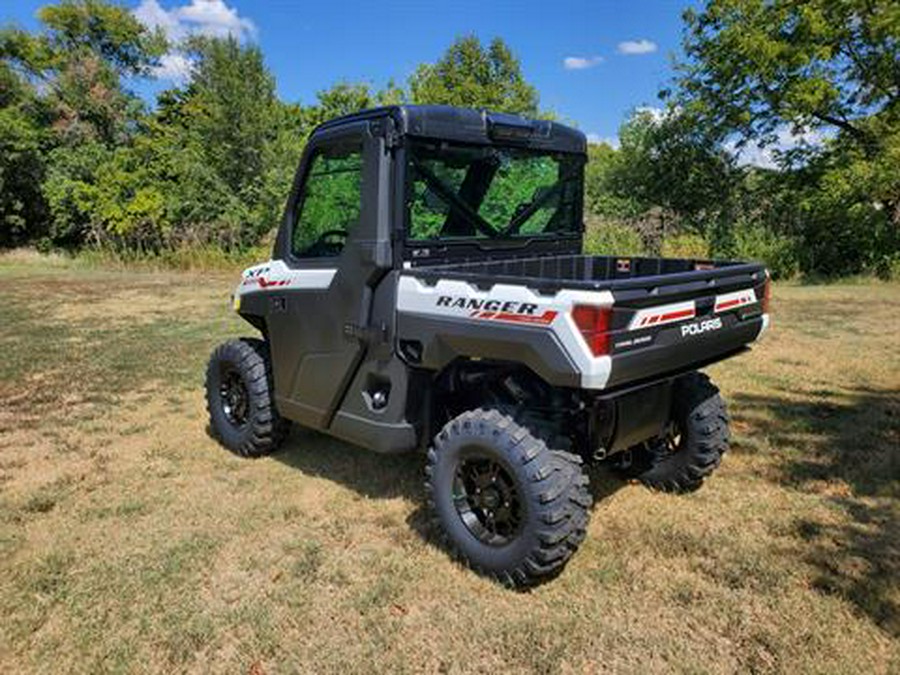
(425, 409), (591, 588)
(617, 371), (729, 492)
(205, 338), (289, 457)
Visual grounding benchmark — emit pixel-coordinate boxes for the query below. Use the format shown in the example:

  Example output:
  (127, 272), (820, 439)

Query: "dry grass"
(0, 254), (897, 674)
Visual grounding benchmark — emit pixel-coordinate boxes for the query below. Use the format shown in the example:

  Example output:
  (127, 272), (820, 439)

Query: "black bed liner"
(406, 253), (767, 304)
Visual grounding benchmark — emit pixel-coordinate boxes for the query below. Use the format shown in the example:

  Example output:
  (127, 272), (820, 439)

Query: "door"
(267, 121), (389, 429)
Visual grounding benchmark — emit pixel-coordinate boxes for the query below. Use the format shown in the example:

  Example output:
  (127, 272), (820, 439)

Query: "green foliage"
(2, 0), (165, 146)
(181, 36), (281, 212)
(583, 217), (645, 256)
(2, 0), (896, 280)
(584, 142), (643, 219)
(303, 82), (377, 129)
(37, 0), (167, 76)
(732, 222), (798, 280)
(1, 0), (167, 247)
(668, 0), (900, 277)
(42, 141), (110, 245)
(661, 233), (710, 260)
(673, 0), (898, 158)
(0, 79), (49, 246)
(615, 109), (735, 227)
(1, 7), (551, 259)
(583, 107), (738, 258)
(409, 36), (540, 116)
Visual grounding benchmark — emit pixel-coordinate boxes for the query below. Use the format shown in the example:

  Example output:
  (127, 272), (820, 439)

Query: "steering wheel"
(304, 228), (347, 257)
(315, 229), (348, 245)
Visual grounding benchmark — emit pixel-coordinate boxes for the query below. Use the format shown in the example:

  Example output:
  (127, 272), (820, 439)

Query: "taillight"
(571, 304), (613, 356)
(761, 276), (772, 314)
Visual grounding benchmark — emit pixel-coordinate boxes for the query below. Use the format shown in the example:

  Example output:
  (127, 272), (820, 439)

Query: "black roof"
(313, 105), (586, 154)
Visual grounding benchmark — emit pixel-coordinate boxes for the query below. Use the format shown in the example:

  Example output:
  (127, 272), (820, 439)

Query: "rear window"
(407, 141), (583, 242)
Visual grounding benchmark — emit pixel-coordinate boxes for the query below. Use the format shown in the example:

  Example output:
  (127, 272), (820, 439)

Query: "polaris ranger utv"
(205, 105), (770, 587)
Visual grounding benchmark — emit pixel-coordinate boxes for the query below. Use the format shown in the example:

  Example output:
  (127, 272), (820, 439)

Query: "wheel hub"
(452, 453), (522, 546)
(219, 368), (249, 427)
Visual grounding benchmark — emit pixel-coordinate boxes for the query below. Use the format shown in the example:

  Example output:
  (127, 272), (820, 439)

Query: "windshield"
(406, 140), (583, 241)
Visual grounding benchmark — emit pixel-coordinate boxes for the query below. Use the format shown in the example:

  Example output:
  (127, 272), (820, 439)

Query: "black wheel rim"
(652, 421), (683, 457)
(219, 367), (249, 427)
(452, 451), (523, 546)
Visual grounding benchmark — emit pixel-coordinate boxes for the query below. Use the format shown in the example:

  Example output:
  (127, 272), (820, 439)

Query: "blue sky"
(5, 0), (693, 143)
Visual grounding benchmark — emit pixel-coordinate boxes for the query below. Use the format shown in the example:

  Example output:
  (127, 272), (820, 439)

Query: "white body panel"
(397, 275), (616, 389)
(235, 259), (336, 299)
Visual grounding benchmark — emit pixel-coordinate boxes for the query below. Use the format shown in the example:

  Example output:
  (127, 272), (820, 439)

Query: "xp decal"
(235, 260), (337, 298)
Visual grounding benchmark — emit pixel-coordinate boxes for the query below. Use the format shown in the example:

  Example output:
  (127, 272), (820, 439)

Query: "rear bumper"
(604, 314), (765, 389)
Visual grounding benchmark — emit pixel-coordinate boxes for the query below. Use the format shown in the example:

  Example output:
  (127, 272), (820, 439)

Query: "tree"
(88, 35), (296, 249)
(177, 36), (283, 212)
(1, 0), (166, 246)
(409, 36), (540, 116)
(1, 0), (166, 146)
(302, 82), (378, 130)
(667, 0), (900, 276)
(0, 63), (49, 246)
(583, 108), (737, 251)
(672, 0), (899, 155)
(583, 141), (641, 220)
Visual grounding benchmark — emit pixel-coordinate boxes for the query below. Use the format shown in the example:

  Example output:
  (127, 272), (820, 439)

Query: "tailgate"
(603, 267), (769, 388)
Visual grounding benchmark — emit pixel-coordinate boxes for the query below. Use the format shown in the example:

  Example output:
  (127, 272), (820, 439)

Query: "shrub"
(733, 224), (799, 280)
(583, 217), (645, 256)
(661, 233), (710, 259)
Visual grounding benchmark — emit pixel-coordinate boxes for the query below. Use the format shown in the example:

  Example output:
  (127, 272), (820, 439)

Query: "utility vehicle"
(205, 105), (770, 587)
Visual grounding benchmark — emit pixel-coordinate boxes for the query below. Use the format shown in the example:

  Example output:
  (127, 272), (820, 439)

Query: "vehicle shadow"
(273, 426), (423, 502)
(728, 385), (899, 634)
(270, 426), (626, 549)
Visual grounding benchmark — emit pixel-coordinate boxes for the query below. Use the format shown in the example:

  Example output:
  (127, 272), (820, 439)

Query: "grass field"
(0, 252), (897, 674)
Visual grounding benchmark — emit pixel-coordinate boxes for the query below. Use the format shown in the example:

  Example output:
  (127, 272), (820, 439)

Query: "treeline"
(2, 0), (898, 279)
(585, 0), (900, 279)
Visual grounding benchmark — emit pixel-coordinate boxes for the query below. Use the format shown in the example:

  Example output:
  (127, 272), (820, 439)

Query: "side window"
(291, 143), (363, 258)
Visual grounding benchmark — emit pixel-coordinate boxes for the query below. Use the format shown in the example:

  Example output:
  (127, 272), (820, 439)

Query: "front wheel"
(617, 371), (729, 492)
(205, 338), (289, 457)
(425, 409), (592, 588)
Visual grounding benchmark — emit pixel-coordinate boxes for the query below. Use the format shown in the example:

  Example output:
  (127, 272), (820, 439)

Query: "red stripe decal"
(658, 308), (695, 322)
(716, 298), (742, 311)
(257, 278), (289, 288)
(474, 310), (558, 325)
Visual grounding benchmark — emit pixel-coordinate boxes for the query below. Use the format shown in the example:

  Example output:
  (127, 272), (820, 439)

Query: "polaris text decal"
(681, 317), (723, 337)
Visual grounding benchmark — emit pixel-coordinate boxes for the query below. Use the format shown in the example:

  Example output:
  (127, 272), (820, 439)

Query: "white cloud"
(134, 0), (182, 37)
(563, 55), (604, 70)
(635, 105), (668, 123)
(174, 0), (256, 40)
(727, 126), (829, 169)
(134, 1), (257, 81)
(617, 39), (658, 55)
(152, 52), (194, 82)
(586, 133), (620, 149)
